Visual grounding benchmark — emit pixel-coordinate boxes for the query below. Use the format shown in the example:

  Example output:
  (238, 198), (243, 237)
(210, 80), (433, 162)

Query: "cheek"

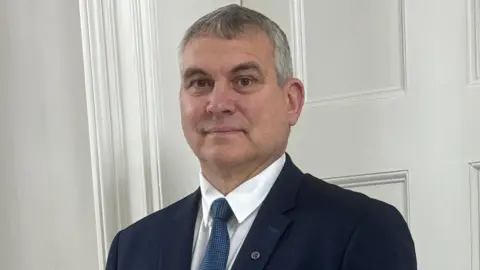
(243, 98), (289, 135)
(181, 94), (204, 113)
(248, 94), (285, 119)
(241, 102), (276, 130)
(181, 99), (204, 129)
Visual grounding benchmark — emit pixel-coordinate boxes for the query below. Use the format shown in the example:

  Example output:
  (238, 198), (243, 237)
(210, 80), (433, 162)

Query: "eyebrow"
(181, 61), (263, 81)
(230, 61), (262, 75)
(182, 67), (208, 81)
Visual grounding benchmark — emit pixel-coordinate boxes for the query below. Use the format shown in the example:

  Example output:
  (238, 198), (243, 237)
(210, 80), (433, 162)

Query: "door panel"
(330, 171), (409, 221)
(303, 0), (405, 101)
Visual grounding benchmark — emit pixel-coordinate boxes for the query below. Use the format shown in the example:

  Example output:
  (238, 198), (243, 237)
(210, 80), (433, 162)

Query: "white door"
(241, 1), (480, 269)
(92, 0), (480, 269)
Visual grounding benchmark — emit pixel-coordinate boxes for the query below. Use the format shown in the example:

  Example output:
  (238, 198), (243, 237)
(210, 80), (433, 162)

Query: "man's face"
(179, 31), (304, 167)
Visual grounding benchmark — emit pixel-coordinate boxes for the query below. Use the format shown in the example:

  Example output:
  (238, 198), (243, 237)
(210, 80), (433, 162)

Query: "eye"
(235, 77), (254, 87)
(192, 79), (209, 88)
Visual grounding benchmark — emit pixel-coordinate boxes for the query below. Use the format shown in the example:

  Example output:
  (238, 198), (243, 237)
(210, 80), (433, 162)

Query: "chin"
(200, 146), (255, 166)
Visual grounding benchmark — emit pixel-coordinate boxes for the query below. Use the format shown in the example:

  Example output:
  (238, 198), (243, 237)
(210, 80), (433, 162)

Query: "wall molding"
(79, 0), (163, 268)
(326, 170), (410, 223)
(290, 0), (308, 89)
(291, 0), (407, 106)
(470, 162), (480, 270)
(129, 0), (164, 213)
(79, 0), (125, 268)
(468, 0), (480, 86)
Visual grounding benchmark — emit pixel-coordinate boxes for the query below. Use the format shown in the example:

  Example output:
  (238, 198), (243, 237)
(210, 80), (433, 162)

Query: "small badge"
(251, 251), (261, 260)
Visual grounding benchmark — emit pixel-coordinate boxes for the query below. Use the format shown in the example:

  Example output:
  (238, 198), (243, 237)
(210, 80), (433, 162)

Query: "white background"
(1, 0), (98, 269)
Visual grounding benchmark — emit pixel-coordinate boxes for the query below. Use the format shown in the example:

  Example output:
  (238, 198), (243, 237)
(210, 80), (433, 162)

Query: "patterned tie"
(199, 198), (233, 270)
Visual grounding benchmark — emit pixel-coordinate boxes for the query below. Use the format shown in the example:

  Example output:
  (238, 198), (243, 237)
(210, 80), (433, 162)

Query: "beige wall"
(0, 1), (98, 269)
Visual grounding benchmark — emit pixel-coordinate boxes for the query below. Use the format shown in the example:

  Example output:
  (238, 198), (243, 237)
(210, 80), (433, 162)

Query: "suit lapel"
(158, 189), (200, 270)
(231, 154), (304, 270)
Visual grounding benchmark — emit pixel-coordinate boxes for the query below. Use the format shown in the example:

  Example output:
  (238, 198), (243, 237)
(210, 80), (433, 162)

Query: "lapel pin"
(251, 251), (261, 260)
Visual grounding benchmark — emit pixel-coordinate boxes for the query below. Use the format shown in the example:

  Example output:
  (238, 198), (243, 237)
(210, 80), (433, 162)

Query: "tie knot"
(210, 198), (233, 221)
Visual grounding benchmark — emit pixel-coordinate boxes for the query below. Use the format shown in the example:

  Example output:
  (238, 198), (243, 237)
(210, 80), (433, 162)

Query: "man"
(106, 4), (417, 270)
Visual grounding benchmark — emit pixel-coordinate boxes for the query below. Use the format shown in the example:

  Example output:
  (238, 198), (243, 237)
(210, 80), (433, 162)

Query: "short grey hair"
(179, 4), (293, 86)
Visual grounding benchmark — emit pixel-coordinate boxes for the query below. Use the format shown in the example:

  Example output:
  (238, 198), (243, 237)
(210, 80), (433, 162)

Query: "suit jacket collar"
(231, 153), (304, 270)
(159, 189), (201, 270)
(159, 153), (304, 270)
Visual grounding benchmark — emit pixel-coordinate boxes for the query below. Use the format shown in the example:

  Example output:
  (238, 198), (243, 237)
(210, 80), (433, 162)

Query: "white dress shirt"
(190, 153), (286, 270)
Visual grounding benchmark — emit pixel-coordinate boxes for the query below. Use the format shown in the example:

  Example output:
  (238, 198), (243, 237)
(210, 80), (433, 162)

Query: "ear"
(283, 78), (305, 126)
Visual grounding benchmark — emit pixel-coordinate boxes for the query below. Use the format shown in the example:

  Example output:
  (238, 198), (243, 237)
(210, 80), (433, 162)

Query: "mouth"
(203, 127), (245, 136)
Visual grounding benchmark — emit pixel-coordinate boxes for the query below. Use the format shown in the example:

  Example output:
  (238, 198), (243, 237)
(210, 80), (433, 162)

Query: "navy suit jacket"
(106, 155), (417, 269)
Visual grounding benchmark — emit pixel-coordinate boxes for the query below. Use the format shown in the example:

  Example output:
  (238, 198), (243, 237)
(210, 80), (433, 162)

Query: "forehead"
(181, 32), (275, 73)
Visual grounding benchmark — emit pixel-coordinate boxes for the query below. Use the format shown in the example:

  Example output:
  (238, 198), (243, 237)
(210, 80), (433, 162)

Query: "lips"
(203, 126), (244, 134)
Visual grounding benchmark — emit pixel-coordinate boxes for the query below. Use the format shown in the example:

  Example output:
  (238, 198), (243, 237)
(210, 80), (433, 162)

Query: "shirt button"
(251, 251), (261, 260)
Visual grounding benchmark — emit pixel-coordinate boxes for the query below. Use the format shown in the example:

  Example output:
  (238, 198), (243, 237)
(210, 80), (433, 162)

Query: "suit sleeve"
(105, 232), (120, 270)
(341, 202), (417, 270)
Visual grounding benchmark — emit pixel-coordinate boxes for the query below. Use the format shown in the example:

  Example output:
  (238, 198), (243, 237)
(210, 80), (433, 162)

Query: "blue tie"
(200, 198), (233, 270)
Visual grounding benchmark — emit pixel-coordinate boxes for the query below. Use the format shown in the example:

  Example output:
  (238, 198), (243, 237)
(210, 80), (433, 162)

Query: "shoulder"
(295, 173), (404, 226)
(105, 191), (200, 268)
(115, 190), (199, 244)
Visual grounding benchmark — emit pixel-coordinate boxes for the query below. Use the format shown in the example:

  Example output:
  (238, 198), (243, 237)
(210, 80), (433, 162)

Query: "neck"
(201, 152), (284, 195)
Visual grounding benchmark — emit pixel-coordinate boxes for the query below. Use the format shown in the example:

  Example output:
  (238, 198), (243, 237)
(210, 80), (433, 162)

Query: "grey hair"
(179, 4), (293, 86)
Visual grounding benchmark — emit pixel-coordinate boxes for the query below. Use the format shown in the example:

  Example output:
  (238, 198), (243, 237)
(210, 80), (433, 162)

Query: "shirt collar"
(199, 153), (286, 225)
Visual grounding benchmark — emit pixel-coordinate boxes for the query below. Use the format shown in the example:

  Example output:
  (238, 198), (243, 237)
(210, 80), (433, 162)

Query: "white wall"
(0, 0), (99, 269)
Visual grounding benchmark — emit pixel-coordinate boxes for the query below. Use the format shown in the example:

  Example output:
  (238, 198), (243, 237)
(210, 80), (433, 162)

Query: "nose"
(206, 82), (236, 116)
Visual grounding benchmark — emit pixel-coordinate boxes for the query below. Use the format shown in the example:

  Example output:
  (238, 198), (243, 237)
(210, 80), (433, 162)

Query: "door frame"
(78, 0), (164, 268)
